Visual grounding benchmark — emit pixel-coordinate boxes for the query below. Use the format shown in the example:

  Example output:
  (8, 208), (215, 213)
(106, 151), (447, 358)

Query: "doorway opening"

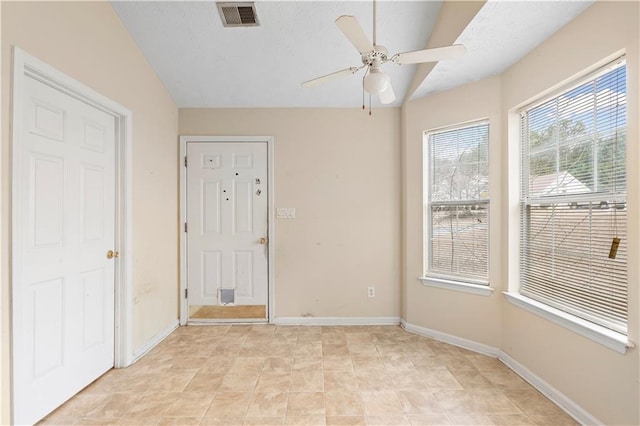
(179, 136), (274, 325)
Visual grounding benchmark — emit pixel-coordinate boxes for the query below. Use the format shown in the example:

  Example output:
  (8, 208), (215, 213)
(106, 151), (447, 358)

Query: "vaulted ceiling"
(111, 0), (593, 108)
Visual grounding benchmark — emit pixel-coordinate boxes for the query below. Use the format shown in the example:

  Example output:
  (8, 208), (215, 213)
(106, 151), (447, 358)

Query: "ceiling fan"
(301, 0), (466, 105)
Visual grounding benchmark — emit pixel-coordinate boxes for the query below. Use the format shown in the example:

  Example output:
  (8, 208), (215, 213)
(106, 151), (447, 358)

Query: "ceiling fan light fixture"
(363, 69), (390, 94)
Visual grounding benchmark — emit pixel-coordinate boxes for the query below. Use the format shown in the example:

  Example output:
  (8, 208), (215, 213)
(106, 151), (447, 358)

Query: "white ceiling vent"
(217, 2), (259, 27)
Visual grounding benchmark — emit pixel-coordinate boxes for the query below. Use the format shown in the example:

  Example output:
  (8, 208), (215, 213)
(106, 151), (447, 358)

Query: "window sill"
(503, 292), (634, 354)
(419, 276), (494, 296)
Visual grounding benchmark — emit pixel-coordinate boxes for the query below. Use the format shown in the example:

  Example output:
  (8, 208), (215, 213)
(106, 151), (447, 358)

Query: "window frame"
(421, 120), (492, 295)
(505, 55), (634, 353)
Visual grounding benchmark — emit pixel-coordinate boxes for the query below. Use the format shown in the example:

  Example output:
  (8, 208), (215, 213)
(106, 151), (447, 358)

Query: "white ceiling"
(111, 0), (594, 108)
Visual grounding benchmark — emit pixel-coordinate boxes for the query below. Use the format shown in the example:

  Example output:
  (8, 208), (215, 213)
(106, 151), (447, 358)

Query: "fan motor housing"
(362, 45), (388, 66)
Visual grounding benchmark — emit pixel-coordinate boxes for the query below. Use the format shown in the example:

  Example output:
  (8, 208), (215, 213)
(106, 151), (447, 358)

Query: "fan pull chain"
(369, 94), (372, 116)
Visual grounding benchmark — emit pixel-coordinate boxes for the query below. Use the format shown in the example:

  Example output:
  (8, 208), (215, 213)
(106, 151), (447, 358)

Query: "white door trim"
(10, 46), (134, 404)
(179, 136), (275, 325)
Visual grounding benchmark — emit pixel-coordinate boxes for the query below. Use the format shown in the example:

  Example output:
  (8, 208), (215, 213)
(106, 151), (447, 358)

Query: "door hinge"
(185, 288), (188, 299)
(184, 156), (188, 167)
(184, 222), (188, 233)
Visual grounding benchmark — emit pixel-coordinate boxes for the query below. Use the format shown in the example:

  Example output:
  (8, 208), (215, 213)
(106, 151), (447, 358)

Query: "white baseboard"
(273, 316), (401, 326)
(499, 352), (602, 426)
(400, 319), (501, 357)
(131, 319), (179, 363)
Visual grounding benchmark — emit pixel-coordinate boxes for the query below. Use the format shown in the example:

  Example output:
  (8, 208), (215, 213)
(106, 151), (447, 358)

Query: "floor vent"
(217, 2), (259, 27)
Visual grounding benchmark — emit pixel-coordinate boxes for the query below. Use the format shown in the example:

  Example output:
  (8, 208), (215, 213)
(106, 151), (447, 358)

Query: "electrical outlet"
(367, 287), (375, 298)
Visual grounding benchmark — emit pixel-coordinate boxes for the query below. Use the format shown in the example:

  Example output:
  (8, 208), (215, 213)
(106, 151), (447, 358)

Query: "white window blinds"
(520, 58), (627, 334)
(426, 122), (489, 282)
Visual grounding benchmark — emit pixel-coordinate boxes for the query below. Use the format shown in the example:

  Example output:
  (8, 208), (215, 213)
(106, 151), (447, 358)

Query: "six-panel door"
(186, 142), (268, 308)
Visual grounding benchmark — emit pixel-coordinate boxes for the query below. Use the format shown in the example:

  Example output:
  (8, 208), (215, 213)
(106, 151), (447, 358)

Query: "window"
(425, 122), (489, 285)
(519, 58), (627, 334)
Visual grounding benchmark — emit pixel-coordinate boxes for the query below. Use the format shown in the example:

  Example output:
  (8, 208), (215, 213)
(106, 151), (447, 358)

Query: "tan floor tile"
(256, 372), (292, 393)
(42, 325), (576, 426)
(325, 416), (366, 425)
(163, 392), (214, 418)
(420, 368), (463, 390)
(284, 416), (326, 426)
(506, 389), (567, 416)
(157, 417), (200, 425)
(295, 343), (323, 358)
(481, 369), (530, 390)
(397, 390), (442, 415)
(38, 415), (80, 425)
(323, 345), (350, 356)
(487, 414), (537, 425)
(355, 370), (394, 392)
(117, 374), (160, 393)
(86, 393), (143, 419)
(247, 391), (289, 417)
(291, 370), (324, 391)
(391, 373), (428, 391)
(446, 414), (495, 425)
(200, 417), (245, 425)
(74, 418), (126, 425)
(432, 390), (478, 415)
(286, 392), (325, 417)
(323, 356), (353, 371)
(324, 371), (359, 392)
(325, 391), (364, 416)
(361, 391), (403, 416)
(263, 357), (294, 372)
(230, 357), (266, 373)
(293, 357), (324, 372)
(149, 370), (198, 392)
(205, 392), (253, 417)
(269, 344), (297, 357)
(407, 414), (452, 425)
(470, 389), (523, 415)
(366, 415), (410, 425)
(450, 370), (495, 390)
(184, 372), (224, 392)
(244, 417), (285, 425)
(345, 333), (374, 345)
(350, 355), (384, 372)
(117, 417), (161, 425)
(528, 414), (580, 425)
(44, 393), (111, 419)
(126, 393), (181, 418)
(218, 373), (259, 392)
(347, 345), (378, 356)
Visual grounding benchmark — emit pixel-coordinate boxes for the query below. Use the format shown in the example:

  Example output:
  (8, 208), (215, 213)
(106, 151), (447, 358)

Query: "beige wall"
(180, 108), (401, 319)
(500, 2), (639, 424)
(403, 1), (639, 424)
(1, 2), (179, 423)
(402, 76), (503, 348)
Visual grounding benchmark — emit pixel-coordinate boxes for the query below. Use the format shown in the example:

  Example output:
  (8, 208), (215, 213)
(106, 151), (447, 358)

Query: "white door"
(186, 142), (268, 309)
(13, 75), (116, 425)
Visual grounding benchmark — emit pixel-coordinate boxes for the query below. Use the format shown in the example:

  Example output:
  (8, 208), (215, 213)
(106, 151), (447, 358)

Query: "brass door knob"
(106, 250), (119, 259)
(259, 237), (267, 245)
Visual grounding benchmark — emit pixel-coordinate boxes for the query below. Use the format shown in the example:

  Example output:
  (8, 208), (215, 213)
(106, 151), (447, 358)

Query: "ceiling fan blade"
(335, 15), (374, 54)
(301, 67), (360, 88)
(379, 82), (396, 105)
(395, 44), (466, 65)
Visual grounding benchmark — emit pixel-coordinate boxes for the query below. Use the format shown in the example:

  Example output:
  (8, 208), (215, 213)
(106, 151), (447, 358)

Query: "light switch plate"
(277, 208), (296, 219)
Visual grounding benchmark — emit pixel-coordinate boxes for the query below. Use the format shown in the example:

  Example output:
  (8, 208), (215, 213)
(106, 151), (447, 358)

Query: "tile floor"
(39, 325), (578, 426)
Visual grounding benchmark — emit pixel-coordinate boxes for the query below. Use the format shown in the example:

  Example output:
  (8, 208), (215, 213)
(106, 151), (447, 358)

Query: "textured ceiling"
(412, 0), (594, 99)
(112, 0), (595, 108)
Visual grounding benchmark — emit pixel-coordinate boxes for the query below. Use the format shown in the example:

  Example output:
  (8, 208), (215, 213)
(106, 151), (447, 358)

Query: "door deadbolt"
(259, 238), (267, 245)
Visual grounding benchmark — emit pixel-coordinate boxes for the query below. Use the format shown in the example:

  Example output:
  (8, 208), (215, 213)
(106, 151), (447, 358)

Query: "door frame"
(179, 136), (275, 325)
(10, 46), (134, 400)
